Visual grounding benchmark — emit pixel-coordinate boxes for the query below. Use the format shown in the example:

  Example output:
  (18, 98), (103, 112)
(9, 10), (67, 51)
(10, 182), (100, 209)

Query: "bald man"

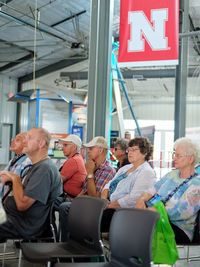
(0, 127), (62, 241)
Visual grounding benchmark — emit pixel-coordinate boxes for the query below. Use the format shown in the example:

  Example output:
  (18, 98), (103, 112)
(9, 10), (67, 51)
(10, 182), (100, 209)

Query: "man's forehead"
(27, 129), (39, 138)
(15, 133), (25, 140)
(15, 136), (23, 141)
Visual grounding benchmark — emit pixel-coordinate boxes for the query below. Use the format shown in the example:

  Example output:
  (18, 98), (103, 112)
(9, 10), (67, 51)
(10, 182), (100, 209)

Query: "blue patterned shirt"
(148, 169), (200, 240)
(5, 155), (32, 176)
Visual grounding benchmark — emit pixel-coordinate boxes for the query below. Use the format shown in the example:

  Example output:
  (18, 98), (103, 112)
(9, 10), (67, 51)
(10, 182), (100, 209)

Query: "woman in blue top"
(136, 137), (200, 243)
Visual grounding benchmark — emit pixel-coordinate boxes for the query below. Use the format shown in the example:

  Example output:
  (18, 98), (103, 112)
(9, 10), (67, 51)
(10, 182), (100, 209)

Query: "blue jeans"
(59, 201), (72, 241)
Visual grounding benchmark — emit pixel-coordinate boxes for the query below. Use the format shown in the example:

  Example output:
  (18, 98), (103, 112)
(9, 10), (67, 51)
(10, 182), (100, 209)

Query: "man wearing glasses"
(59, 134), (87, 199)
(0, 127), (62, 241)
(59, 136), (116, 241)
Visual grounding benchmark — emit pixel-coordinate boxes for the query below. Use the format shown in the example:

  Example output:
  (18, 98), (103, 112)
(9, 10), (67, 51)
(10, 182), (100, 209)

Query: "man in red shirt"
(59, 134), (87, 198)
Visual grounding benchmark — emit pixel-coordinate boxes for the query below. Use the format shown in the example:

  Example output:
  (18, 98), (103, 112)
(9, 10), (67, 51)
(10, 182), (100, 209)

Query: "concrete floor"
(0, 241), (199, 267)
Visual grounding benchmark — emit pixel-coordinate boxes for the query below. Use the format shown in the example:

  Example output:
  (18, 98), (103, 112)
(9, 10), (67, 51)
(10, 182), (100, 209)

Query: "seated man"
(59, 136), (116, 241)
(59, 134), (87, 198)
(53, 134), (87, 210)
(2, 132), (32, 200)
(0, 127), (62, 241)
(4, 132), (32, 176)
(81, 136), (116, 197)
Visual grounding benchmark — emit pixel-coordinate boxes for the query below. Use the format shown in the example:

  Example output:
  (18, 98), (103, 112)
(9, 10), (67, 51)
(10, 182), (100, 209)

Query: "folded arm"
(0, 171), (35, 211)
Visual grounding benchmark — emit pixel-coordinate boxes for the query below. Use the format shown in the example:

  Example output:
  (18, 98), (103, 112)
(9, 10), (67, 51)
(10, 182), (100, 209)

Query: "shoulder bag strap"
(162, 173), (197, 205)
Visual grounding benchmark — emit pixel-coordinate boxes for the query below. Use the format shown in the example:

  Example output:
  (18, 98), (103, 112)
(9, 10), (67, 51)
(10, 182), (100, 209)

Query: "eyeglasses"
(172, 151), (190, 159)
(126, 147), (140, 153)
(114, 147), (123, 151)
(62, 143), (73, 148)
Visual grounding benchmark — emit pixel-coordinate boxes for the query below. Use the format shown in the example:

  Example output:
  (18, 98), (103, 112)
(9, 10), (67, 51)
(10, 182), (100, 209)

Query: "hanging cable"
(33, 0), (38, 92)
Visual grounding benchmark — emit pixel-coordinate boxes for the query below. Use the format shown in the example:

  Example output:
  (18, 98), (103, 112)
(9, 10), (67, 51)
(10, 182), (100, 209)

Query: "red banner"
(118, 0), (179, 67)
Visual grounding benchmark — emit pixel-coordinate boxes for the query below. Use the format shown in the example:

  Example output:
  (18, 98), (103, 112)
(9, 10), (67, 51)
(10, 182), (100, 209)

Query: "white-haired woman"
(136, 137), (200, 243)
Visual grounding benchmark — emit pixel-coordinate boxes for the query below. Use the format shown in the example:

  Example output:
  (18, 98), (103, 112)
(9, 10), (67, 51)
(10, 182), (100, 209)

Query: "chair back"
(31, 200), (57, 242)
(68, 196), (107, 252)
(109, 208), (160, 267)
(192, 210), (200, 243)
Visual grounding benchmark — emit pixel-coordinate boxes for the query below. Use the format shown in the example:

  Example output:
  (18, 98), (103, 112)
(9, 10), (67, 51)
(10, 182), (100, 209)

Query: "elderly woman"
(101, 137), (156, 207)
(101, 137), (156, 232)
(136, 137), (200, 243)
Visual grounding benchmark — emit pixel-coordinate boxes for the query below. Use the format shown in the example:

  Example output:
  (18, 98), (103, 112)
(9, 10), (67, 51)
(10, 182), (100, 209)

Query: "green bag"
(152, 201), (179, 265)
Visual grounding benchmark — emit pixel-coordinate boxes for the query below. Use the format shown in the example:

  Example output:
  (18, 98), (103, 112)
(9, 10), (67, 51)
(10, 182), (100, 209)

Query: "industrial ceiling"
(0, 0), (200, 104)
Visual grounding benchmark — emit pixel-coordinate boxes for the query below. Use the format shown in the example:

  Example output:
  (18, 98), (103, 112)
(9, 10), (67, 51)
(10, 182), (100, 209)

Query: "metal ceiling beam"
(51, 10), (86, 27)
(0, 10), (67, 41)
(60, 67), (197, 80)
(0, 53), (33, 72)
(0, 0), (13, 6)
(0, 38), (33, 54)
(0, 38), (34, 72)
(18, 56), (87, 85)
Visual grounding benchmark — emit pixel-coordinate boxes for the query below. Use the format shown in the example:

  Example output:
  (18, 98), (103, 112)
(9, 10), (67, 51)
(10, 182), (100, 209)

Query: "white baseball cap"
(83, 136), (108, 149)
(59, 134), (82, 148)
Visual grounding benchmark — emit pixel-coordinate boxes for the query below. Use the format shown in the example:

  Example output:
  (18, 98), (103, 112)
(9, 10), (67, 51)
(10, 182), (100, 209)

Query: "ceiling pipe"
(180, 30), (200, 38)
(0, 38), (33, 54)
(59, 67), (198, 80)
(51, 10), (86, 27)
(0, 53), (34, 72)
(0, 0), (82, 43)
(0, 10), (67, 42)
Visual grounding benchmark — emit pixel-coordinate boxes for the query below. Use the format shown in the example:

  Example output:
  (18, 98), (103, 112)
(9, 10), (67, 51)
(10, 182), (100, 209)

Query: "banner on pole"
(118, 0), (179, 67)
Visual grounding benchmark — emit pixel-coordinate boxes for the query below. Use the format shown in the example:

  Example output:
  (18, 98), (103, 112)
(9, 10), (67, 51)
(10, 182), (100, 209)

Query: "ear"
(39, 139), (46, 148)
(189, 155), (195, 164)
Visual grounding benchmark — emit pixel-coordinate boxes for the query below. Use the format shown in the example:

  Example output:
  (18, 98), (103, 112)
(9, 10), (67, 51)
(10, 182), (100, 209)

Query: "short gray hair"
(174, 137), (200, 164)
(34, 127), (51, 148)
(114, 138), (128, 152)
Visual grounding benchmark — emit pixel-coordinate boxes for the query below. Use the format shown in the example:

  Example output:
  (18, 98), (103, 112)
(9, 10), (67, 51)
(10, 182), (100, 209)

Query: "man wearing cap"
(59, 134), (87, 198)
(58, 136), (115, 241)
(81, 136), (116, 197)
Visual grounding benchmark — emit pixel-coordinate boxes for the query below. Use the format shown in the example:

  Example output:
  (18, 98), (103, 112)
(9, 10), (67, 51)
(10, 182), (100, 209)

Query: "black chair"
(0, 200), (57, 267)
(53, 208), (160, 267)
(20, 196), (107, 266)
(177, 210), (200, 262)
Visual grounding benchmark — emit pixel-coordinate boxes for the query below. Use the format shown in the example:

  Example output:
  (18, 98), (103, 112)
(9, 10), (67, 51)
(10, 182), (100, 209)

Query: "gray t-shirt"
(3, 158), (62, 238)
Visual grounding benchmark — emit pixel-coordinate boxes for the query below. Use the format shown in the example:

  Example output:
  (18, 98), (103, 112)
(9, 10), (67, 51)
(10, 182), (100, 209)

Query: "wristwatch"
(87, 174), (94, 179)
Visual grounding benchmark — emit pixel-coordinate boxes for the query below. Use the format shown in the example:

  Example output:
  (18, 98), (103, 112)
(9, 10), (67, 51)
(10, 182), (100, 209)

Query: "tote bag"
(152, 201), (179, 265)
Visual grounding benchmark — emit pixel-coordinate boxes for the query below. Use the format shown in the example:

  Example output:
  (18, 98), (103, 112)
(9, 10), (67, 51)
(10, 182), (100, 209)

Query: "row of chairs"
(2, 196), (199, 266)
(20, 196), (160, 267)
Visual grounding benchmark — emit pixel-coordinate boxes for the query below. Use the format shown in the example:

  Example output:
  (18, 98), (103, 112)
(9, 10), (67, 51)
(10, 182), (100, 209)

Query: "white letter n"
(128, 9), (168, 52)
